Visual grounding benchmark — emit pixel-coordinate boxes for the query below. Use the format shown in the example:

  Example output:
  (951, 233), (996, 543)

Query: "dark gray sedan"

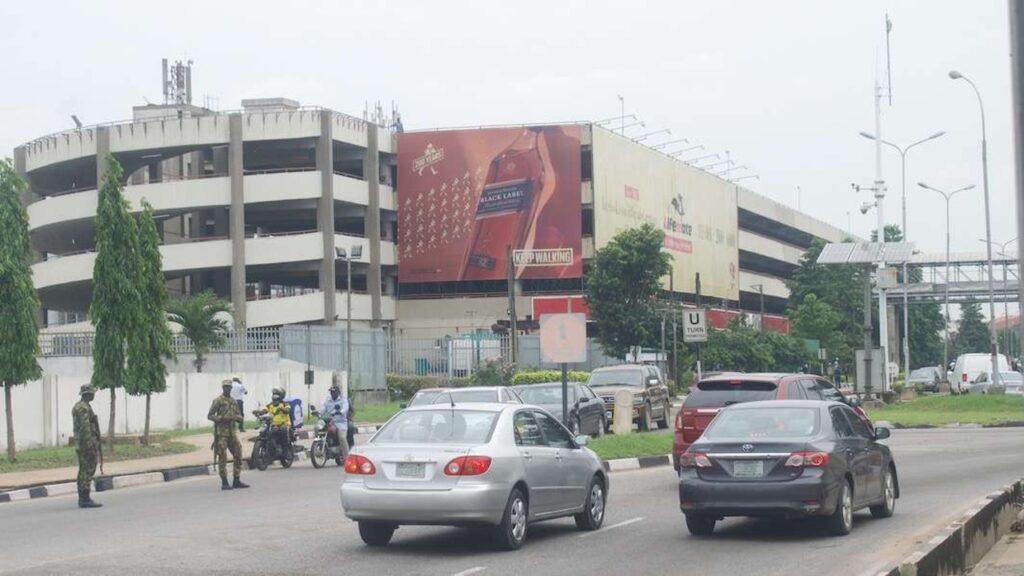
(512, 382), (606, 437)
(678, 400), (898, 536)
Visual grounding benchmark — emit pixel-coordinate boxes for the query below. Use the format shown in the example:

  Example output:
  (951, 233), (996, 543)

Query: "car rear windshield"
(704, 407), (820, 439)
(683, 380), (777, 408)
(909, 368), (935, 379)
(373, 409), (499, 444)
(516, 384), (577, 404)
(588, 369), (643, 387)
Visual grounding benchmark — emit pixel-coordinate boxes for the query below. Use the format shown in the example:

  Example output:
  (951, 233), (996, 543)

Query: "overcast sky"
(1, 0), (1017, 258)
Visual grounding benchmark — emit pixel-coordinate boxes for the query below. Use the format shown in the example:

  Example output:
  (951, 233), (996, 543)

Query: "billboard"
(397, 125), (582, 283)
(592, 127), (739, 300)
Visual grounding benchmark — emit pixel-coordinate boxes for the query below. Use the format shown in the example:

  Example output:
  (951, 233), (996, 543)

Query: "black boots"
(232, 478), (250, 489)
(221, 477), (232, 490)
(222, 477), (249, 490)
(78, 490), (102, 508)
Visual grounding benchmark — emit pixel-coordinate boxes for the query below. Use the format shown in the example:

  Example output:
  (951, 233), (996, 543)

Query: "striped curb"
(602, 454), (672, 473)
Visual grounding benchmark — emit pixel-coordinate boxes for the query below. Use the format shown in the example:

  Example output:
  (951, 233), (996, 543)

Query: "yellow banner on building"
(591, 127), (739, 300)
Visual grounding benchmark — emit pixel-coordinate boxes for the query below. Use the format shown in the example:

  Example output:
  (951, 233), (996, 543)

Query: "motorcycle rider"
(264, 388), (293, 457)
(321, 384), (351, 460)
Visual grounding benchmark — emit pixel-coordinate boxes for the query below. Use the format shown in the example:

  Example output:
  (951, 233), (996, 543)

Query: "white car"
(1003, 372), (1024, 396)
(950, 353), (1010, 394)
(973, 371), (1024, 395)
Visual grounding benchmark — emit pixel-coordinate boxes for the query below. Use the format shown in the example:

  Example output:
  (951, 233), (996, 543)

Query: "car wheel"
(685, 514), (715, 536)
(826, 480), (854, 536)
(639, 405), (652, 432)
(870, 467), (897, 519)
(494, 487), (528, 551)
(656, 402), (670, 429)
(358, 521), (396, 547)
(575, 476), (606, 531)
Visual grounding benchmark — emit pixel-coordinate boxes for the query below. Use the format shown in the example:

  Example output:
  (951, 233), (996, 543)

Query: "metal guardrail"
(39, 327), (282, 357)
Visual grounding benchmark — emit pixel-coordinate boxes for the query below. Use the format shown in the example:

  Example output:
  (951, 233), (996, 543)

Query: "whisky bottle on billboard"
(460, 127), (546, 281)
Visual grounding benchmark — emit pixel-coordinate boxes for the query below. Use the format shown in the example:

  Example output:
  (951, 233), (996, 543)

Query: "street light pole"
(859, 130), (945, 379)
(751, 284), (766, 333)
(982, 238), (1018, 358)
(335, 245), (363, 393)
(918, 182), (976, 379)
(950, 70), (1001, 387)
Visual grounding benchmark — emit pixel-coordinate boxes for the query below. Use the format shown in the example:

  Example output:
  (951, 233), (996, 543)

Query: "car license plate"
(395, 462), (425, 479)
(732, 460), (764, 478)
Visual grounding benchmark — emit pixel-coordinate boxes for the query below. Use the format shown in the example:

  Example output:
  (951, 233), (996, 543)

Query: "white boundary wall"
(0, 370), (341, 451)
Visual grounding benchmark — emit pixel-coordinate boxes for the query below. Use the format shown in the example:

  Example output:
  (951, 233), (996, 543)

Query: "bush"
(385, 374), (472, 400)
(511, 370), (591, 385)
(471, 359), (517, 386)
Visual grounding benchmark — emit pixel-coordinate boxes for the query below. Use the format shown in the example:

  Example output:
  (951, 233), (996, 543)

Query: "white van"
(950, 353), (1010, 394)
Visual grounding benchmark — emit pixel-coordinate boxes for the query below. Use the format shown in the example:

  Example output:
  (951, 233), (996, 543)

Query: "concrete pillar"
(13, 146), (36, 206)
(228, 114), (247, 328)
(364, 126), (383, 327)
(318, 111), (338, 323)
(96, 126), (110, 188)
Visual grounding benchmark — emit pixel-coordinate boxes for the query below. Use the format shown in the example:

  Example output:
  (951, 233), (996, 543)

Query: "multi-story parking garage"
(15, 98), (399, 329)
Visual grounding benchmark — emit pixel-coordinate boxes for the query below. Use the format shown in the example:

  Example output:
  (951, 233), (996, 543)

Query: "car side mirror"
(874, 427), (891, 440)
(847, 396), (862, 408)
(399, 403), (407, 409)
(574, 434), (591, 448)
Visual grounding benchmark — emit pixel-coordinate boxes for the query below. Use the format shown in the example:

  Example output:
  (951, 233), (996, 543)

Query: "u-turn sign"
(683, 309), (708, 343)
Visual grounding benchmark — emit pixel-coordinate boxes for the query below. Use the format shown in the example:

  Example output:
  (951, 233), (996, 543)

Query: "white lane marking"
(579, 516), (645, 537)
(451, 567), (487, 576)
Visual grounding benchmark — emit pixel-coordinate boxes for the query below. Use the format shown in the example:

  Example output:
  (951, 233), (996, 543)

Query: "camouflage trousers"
(77, 447), (98, 492)
(214, 433), (243, 480)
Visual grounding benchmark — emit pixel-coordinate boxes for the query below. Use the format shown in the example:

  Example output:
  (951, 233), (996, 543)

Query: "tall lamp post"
(750, 283), (766, 333)
(859, 130), (945, 378)
(949, 70), (1001, 386)
(981, 237), (1019, 358)
(918, 182), (976, 376)
(335, 245), (363, 392)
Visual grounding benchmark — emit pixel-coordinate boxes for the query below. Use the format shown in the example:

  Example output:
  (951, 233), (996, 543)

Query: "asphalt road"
(1, 428), (1021, 576)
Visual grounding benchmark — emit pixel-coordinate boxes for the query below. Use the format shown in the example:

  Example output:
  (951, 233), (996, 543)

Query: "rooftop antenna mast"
(162, 58), (194, 105)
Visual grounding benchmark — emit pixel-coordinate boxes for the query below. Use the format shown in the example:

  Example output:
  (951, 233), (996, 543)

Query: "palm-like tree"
(166, 290), (232, 372)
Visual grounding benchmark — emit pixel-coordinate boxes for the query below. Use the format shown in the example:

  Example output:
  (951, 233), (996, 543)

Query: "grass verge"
(867, 394), (1024, 427)
(588, 431), (673, 461)
(354, 402), (403, 424)
(0, 441), (198, 474)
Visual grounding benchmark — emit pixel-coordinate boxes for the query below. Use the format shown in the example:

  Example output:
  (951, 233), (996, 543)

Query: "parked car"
(906, 366), (944, 393)
(340, 403), (608, 550)
(404, 386), (524, 408)
(587, 364), (671, 432)
(950, 353), (1011, 394)
(678, 400), (898, 536)
(969, 371), (1022, 395)
(672, 373), (866, 471)
(512, 382), (606, 437)
(1002, 372), (1024, 396)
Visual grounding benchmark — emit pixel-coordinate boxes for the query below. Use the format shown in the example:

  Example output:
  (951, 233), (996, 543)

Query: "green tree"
(126, 201), (174, 445)
(677, 318), (812, 373)
(90, 156), (141, 446)
(166, 290), (232, 372)
(0, 160), (42, 462)
(789, 293), (848, 360)
(953, 298), (991, 356)
(584, 224), (671, 359)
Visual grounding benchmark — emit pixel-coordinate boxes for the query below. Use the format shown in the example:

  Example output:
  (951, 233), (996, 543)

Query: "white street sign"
(513, 248), (574, 267)
(539, 313), (588, 364)
(683, 309), (708, 343)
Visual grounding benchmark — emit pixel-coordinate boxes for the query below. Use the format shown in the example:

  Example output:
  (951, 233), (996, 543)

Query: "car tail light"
(344, 455), (376, 475)
(784, 452), (830, 468)
(674, 409), (685, 432)
(680, 452), (712, 469)
(444, 456), (492, 476)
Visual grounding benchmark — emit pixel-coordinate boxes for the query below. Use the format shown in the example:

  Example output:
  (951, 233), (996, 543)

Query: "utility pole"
(506, 244), (518, 365)
(873, 76), (890, 392)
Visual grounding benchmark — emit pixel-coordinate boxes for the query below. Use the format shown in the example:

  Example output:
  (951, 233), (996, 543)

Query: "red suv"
(672, 373), (867, 471)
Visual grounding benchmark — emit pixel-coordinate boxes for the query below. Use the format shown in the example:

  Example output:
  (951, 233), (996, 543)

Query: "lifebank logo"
(413, 143), (445, 176)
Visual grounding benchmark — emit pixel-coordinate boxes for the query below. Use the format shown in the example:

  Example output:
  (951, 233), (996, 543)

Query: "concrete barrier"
(110, 472), (165, 490)
(895, 479), (1023, 576)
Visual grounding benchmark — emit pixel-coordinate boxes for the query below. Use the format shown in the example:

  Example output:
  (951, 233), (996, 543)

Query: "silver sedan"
(340, 402), (608, 550)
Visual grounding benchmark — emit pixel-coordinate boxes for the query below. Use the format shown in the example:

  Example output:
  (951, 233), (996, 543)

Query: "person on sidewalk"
(230, 377), (247, 432)
(208, 380), (250, 491)
(73, 385), (102, 509)
(322, 384), (351, 460)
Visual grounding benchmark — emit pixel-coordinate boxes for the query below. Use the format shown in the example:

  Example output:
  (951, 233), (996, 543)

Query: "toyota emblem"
(741, 444), (754, 452)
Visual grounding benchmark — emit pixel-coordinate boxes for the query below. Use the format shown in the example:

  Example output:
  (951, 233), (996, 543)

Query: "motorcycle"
(309, 405), (346, 469)
(250, 409), (296, 471)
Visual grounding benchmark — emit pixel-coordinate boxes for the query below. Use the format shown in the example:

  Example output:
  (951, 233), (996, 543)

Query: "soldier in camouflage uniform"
(73, 384), (102, 508)
(208, 380), (250, 491)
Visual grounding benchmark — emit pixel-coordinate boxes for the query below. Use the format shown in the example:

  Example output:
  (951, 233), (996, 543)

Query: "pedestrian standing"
(73, 385), (102, 508)
(208, 380), (250, 491)
(230, 376), (247, 432)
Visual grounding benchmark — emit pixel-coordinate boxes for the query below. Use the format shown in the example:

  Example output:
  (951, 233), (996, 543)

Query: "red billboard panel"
(532, 296), (591, 319)
(397, 126), (582, 283)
